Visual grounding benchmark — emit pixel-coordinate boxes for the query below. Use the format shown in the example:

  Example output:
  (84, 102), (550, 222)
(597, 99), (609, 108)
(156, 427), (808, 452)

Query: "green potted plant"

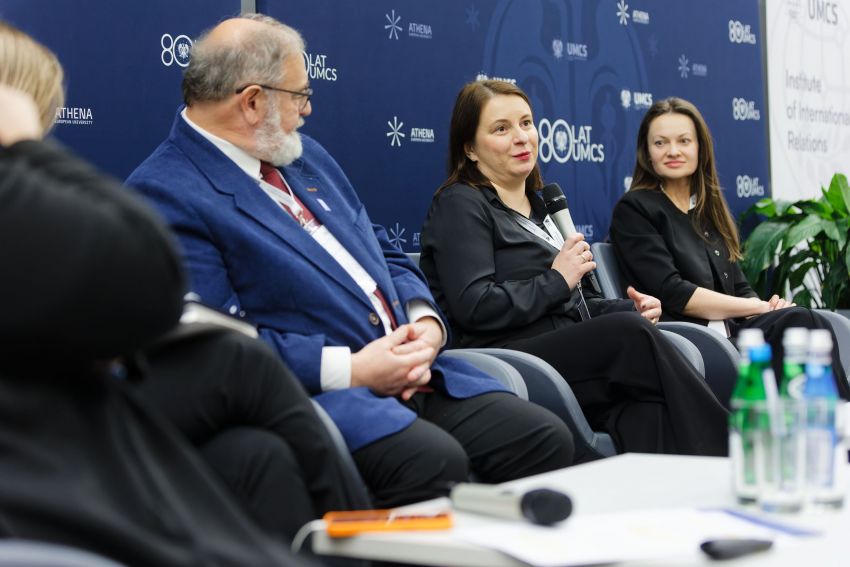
(740, 173), (850, 314)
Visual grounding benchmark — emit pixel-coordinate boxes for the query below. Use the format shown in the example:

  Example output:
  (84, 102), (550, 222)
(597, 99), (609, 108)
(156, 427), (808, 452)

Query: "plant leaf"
(792, 288), (815, 309)
(742, 221), (789, 279)
(782, 215), (827, 251)
(797, 199), (832, 218)
(825, 173), (850, 217)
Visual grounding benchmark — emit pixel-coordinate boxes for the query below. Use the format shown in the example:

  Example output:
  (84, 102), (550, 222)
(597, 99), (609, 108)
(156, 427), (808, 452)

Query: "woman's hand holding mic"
(551, 233), (596, 290)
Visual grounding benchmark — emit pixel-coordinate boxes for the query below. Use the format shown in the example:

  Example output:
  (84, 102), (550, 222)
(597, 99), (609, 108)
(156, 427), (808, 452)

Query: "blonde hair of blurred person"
(0, 20), (64, 135)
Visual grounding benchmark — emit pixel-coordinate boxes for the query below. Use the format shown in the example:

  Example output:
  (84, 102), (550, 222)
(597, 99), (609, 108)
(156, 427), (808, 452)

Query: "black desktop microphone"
(540, 183), (602, 294)
(450, 483), (572, 526)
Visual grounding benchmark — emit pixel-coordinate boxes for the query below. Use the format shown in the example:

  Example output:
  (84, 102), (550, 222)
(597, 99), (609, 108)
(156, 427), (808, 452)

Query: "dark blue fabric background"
(1, 0), (767, 250)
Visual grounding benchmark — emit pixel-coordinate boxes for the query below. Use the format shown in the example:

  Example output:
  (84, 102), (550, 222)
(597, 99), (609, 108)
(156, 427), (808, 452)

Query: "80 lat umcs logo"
(538, 118), (604, 163)
(161, 33), (193, 67)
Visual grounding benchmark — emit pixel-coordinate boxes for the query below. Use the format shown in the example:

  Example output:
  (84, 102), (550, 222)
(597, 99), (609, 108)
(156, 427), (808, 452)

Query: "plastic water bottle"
(803, 329), (844, 509)
(730, 330), (769, 504)
(780, 328), (809, 399)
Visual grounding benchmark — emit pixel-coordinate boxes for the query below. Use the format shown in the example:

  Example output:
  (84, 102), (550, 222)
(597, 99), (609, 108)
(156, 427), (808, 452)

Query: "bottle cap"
(808, 329), (833, 353)
(749, 343), (772, 363)
(782, 327), (809, 349)
(737, 329), (765, 351)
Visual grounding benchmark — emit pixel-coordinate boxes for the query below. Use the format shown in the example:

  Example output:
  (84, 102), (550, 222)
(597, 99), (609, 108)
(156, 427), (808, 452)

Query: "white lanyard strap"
(512, 213), (565, 250)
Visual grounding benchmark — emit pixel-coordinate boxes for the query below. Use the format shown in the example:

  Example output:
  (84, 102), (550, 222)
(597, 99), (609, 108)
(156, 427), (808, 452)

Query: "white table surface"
(312, 453), (849, 566)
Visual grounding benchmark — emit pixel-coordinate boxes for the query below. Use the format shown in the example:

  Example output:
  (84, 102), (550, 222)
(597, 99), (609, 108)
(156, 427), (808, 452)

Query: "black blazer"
(420, 183), (631, 348)
(609, 188), (755, 325)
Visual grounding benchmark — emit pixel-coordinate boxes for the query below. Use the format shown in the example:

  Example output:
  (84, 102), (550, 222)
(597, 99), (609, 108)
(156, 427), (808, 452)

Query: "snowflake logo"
(616, 0), (630, 25)
(386, 116), (405, 147)
(466, 4), (480, 30)
(385, 10), (402, 40)
(678, 54), (690, 78)
(389, 223), (407, 248)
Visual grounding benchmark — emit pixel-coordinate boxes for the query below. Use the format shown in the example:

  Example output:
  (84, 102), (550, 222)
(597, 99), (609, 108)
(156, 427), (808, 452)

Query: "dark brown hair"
(630, 97), (742, 261)
(438, 80), (543, 194)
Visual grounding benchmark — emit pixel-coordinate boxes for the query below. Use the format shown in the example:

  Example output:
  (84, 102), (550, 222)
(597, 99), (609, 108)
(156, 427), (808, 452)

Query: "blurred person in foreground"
(420, 80), (728, 458)
(610, 97), (849, 398)
(0, 19), (351, 564)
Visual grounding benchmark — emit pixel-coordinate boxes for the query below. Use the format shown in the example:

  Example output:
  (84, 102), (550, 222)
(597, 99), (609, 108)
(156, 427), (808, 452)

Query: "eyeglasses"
(235, 84), (313, 111)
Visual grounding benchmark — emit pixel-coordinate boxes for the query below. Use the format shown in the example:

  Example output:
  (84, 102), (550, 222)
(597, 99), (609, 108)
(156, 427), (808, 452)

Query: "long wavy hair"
(630, 97), (741, 261)
(437, 80), (543, 194)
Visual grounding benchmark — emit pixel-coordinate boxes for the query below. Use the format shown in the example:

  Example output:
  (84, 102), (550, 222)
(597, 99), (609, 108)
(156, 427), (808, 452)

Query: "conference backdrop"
(766, 0), (849, 201)
(1, 0), (768, 251)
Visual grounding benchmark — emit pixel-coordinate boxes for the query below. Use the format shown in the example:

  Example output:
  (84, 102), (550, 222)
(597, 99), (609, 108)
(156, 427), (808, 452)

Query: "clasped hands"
(351, 317), (442, 400)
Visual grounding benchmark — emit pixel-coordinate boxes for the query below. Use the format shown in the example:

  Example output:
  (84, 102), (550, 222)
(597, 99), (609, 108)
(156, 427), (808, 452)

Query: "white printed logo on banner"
(304, 52), (338, 81)
(576, 224), (595, 238)
(732, 98), (761, 121)
(736, 175), (765, 198)
(728, 20), (757, 44)
(621, 89), (652, 110)
(389, 223), (407, 248)
(161, 34), (192, 67)
(553, 39), (564, 59)
(538, 118), (605, 163)
(410, 126), (435, 143)
(387, 116), (405, 146)
(54, 106), (94, 126)
(624, 176), (633, 192)
(678, 54), (707, 78)
(632, 9), (650, 24)
(475, 72), (517, 84)
(385, 10), (402, 40)
(408, 22), (433, 39)
(616, 0), (631, 25)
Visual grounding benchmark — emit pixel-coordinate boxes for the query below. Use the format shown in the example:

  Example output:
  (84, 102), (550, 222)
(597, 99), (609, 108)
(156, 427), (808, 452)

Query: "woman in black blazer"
(420, 80), (728, 458)
(610, 97), (848, 398)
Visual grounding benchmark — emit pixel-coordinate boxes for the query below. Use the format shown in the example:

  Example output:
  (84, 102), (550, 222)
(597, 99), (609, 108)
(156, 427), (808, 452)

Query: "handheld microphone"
(450, 483), (572, 526)
(540, 183), (601, 294)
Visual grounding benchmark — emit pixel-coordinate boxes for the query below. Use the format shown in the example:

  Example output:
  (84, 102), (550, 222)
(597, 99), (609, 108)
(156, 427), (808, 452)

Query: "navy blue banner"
(3, 0), (767, 250)
(0, 0), (240, 177)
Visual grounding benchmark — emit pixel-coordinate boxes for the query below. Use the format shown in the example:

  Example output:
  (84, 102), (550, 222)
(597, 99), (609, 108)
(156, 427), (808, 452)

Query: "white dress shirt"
(181, 110), (446, 389)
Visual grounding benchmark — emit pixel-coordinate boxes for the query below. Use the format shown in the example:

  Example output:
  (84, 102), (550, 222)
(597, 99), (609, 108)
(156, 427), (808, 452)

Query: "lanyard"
(512, 213), (565, 250)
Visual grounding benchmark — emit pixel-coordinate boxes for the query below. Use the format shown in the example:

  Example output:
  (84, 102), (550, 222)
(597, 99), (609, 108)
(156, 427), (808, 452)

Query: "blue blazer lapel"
(169, 115), (374, 310)
(282, 164), (402, 320)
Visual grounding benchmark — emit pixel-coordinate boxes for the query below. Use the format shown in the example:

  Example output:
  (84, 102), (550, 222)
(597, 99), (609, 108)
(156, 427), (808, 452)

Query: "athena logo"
(386, 116), (405, 147)
(385, 10), (402, 40)
(538, 118), (604, 164)
(616, 0), (630, 25)
(388, 223), (408, 249)
(732, 98), (761, 121)
(161, 33), (192, 67)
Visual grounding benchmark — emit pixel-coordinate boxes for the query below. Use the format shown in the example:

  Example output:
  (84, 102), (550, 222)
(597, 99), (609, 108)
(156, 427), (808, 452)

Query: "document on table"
(454, 508), (800, 566)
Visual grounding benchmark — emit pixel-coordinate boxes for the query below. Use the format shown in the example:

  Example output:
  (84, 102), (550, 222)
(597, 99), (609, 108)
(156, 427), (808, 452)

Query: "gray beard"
(255, 101), (304, 167)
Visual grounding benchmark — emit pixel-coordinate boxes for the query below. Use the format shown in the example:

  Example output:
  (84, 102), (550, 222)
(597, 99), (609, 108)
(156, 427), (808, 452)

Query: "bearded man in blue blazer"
(128, 13), (573, 507)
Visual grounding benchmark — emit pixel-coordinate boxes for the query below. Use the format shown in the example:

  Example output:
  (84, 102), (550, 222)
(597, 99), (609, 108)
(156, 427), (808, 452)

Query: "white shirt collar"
(181, 108), (262, 181)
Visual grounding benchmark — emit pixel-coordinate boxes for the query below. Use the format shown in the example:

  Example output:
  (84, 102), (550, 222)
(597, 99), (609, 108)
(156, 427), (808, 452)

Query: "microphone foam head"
(520, 488), (573, 526)
(540, 183), (568, 212)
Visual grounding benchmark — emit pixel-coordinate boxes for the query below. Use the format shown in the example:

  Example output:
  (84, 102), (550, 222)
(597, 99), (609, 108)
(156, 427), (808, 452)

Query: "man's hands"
(627, 286), (662, 325)
(0, 85), (43, 146)
(351, 320), (443, 401)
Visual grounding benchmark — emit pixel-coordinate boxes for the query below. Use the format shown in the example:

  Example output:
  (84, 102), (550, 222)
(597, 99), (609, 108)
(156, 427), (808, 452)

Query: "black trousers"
(139, 330), (363, 542)
(352, 390), (574, 508)
(504, 312), (729, 457)
(730, 307), (850, 399)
